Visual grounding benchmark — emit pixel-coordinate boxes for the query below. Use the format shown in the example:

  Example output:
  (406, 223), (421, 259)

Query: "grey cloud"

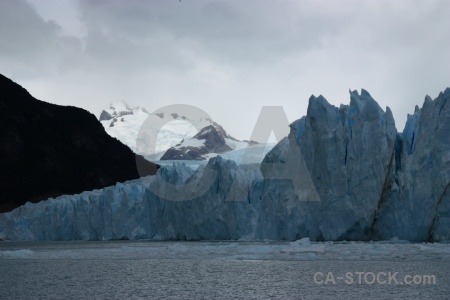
(0, 0), (81, 78)
(1, 0), (448, 139)
(76, 0), (346, 65)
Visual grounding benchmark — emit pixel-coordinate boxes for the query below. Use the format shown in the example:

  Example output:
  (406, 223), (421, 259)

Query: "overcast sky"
(1, 0), (449, 141)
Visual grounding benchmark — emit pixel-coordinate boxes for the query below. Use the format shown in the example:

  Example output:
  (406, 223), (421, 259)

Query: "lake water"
(1, 240), (449, 299)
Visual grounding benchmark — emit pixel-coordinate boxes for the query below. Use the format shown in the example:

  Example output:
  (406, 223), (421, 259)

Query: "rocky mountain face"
(0, 74), (158, 213)
(99, 102), (145, 122)
(1, 88), (449, 242)
(160, 124), (236, 160)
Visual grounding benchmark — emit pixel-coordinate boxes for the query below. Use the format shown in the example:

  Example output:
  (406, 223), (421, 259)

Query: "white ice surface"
(203, 143), (276, 164)
(102, 115), (201, 154)
(174, 138), (205, 149)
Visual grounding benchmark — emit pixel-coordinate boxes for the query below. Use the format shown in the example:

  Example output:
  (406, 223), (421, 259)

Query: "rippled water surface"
(1, 240), (449, 299)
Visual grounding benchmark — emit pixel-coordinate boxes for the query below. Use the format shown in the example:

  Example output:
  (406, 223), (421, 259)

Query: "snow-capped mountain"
(99, 102), (209, 156)
(99, 102), (268, 163)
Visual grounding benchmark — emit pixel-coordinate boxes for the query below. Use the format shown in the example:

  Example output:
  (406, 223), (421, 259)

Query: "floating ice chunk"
(0, 249), (34, 259)
(290, 238), (311, 245)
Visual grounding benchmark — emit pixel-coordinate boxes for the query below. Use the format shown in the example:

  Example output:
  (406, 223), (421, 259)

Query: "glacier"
(0, 158), (264, 241)
(1, 89), (449, 241)
(373, 89), (450, 242)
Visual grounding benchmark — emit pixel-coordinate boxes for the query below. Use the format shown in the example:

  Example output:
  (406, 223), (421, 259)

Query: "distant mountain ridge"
(0, 74), (158, 213)
(99, 102), (149, 122)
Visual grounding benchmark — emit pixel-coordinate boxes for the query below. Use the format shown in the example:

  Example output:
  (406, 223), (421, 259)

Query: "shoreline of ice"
(1, 239), (449, 261)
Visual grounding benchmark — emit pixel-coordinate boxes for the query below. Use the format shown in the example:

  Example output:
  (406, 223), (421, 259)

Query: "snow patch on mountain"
(174, 138), (206, 149)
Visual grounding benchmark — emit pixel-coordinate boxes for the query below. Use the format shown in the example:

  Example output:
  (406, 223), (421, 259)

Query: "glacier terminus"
(1, 88), (449, 242)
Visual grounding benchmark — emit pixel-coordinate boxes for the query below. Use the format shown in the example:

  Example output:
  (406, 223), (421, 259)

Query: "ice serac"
(373, 88), (450, 241)
(260, 90), (397, 240)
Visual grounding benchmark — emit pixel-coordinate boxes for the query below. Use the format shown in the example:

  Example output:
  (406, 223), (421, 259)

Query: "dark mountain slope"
(0, 74), (158, 212)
